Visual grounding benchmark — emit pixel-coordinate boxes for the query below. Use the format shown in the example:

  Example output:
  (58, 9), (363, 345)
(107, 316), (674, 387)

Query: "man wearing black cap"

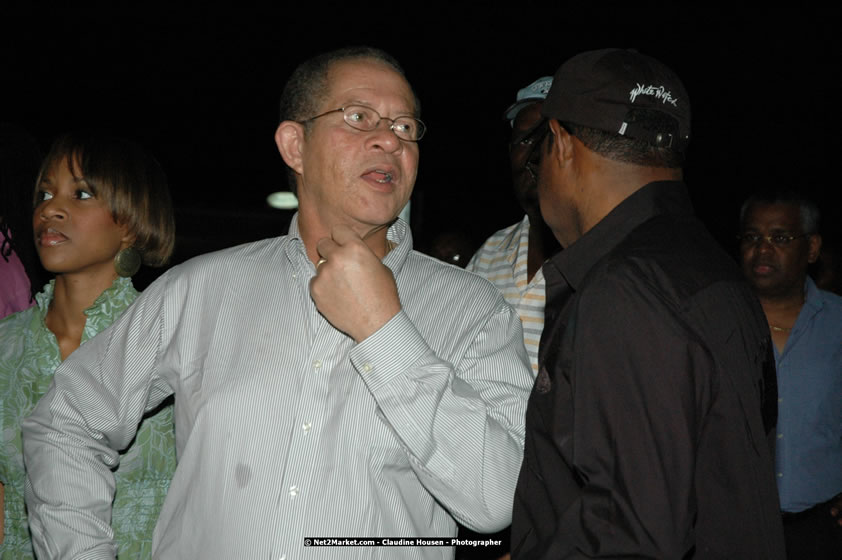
(511, 49), (785, 559)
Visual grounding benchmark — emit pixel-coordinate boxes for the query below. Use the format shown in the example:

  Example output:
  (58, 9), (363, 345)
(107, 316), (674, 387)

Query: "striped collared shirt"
(23, 216), (532, 560)
(467, 215), (545, 375)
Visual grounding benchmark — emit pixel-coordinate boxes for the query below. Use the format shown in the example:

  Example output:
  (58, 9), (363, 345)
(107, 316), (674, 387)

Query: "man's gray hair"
(739, 190), (821, 234)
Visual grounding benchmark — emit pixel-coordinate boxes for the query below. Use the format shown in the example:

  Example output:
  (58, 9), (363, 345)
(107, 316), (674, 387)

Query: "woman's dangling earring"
(114, 247), (141, 277)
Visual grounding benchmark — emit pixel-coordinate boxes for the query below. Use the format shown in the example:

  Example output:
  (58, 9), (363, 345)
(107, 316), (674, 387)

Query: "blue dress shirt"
(774, 277), (842, 512)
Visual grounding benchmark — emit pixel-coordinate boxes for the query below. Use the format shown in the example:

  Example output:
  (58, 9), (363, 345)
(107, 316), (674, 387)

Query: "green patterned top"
(0, 277), (177, 559)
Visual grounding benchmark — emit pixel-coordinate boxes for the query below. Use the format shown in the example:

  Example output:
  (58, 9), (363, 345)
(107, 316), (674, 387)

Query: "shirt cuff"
(349, 310), (431, 392)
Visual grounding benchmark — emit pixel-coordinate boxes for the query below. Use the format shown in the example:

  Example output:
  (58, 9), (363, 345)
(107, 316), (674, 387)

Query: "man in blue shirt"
(740, 190), (842, 559)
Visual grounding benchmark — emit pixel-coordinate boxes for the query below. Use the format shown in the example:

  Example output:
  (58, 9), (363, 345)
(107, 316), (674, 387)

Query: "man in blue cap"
(467, 77), (560, 378)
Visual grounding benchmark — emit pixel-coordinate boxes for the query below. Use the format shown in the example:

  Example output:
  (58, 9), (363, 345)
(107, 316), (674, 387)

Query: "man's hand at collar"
(310, 225), (401, 343)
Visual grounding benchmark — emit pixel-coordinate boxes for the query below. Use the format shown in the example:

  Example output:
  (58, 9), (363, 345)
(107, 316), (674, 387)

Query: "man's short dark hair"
(278, 46), (420, 192)
(740, 190), (821, 235)
(561, 108), (686, 169)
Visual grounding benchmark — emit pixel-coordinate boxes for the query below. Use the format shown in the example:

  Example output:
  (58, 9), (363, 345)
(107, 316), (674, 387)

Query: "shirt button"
(302, 422), (312, 432)
(313, 360), (322, 369)
(289, 485), (299, 498)
(777, 473), (783, 478)
(362, 363), (373, 373)
(777, 433), (783, 439)
(778, 398), (783, 403)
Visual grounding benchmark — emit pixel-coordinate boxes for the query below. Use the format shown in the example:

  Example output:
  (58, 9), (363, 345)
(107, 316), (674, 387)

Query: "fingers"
(308, 226), (401, 342)
(315, 237), (339, 263)
(315, 226), (369, 266)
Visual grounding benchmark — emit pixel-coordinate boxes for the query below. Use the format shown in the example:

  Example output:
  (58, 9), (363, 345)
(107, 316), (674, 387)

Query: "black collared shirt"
(512, 181), (785, 559)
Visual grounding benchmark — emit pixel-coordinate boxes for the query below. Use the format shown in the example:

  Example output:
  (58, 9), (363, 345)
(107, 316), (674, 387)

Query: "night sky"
(3, 4), (839, 286)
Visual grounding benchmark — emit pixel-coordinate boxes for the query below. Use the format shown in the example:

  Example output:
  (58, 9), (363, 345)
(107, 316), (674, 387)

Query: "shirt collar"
(34, 276), (136, 322)
(801, 276), (824, 318)
(84, 277), (136, 321)
(34, 280), (56, 318)
(778, 276), (825, 359)
(284, 212), (413, 276)
(544, 181), (693, 291)
(510, 214), (532, 265)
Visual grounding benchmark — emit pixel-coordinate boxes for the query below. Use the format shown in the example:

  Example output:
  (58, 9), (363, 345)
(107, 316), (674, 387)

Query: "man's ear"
(275, 121), (305, 175)
(547, 119), (575, 169)
(808, 233), (823, 264)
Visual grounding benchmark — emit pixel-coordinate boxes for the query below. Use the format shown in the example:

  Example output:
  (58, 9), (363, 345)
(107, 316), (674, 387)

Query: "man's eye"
(36, 190), (53, 203)
(393, 121), (412, 133)
(772, 234), (791, 244)
(76, 189), (94, 200)
(347, 109), (374, 126)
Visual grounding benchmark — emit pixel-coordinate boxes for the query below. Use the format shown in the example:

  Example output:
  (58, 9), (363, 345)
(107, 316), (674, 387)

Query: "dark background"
(3, 3), (839, 287)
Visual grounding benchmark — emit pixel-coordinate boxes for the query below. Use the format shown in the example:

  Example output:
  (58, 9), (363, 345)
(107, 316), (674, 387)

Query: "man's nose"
(366, 121), (402, 153)
(755, 237), (778, 253)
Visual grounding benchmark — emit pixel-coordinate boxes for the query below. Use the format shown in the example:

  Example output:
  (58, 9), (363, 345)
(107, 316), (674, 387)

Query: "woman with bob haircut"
(0, 132), (177, 559)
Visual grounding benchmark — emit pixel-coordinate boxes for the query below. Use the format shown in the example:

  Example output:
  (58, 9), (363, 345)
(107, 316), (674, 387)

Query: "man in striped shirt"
(22, 47), (533, 560)
(467, 77), (560, 376)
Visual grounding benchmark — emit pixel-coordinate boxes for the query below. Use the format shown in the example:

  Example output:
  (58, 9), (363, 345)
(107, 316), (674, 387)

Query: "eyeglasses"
(301, 105), (426, 142)
(512, 119), (549, 148)
(515, 119), (549, 177)
(737, 232), (811, 247)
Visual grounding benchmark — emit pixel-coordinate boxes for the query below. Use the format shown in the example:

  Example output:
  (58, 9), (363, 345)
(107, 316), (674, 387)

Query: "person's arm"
(310, 226), (531, 532)
(310, 226), (532, 532)
(350, 301), (531, 533)
(22, 275), (174, 560)
(554, 274), (711, 557)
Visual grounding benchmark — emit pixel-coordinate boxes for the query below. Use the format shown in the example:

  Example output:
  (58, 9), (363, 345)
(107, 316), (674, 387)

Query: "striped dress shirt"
(22, 216), (532, 560)
(467, 215), (545, 376)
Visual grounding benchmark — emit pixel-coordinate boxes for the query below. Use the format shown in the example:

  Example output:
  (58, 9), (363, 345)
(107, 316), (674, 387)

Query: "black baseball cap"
(542, 48), (691, 149)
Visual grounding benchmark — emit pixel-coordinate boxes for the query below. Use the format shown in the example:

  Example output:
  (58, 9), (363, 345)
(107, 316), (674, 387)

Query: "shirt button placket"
(300, 361), (320, 437)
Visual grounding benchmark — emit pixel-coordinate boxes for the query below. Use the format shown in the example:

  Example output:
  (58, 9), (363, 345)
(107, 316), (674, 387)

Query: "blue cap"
(504, 76), (553, 122)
